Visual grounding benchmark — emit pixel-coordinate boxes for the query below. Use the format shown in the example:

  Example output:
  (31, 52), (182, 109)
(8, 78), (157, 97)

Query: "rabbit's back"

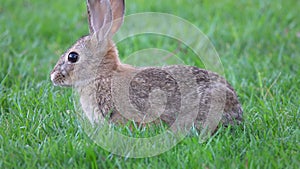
(112, 65), (243, 131)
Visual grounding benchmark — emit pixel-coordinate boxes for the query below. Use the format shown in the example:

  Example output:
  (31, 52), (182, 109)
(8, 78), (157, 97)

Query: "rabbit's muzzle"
(50, 61), (74, 87)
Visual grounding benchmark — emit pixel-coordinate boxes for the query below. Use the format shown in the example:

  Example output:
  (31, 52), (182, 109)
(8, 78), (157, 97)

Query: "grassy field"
(0, 0), (299, 168)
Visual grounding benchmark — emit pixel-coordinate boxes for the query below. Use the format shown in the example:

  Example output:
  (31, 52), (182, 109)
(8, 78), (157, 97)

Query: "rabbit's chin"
(51, 81), (73, 88)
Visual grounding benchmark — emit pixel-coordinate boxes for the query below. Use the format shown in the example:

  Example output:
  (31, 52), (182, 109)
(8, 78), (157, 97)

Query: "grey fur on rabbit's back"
(50, 0), (243, 133)
(112, 65), (243, 130)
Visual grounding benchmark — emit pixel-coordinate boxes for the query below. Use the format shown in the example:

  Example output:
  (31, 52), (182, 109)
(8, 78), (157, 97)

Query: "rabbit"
(50, 0), (243, 134)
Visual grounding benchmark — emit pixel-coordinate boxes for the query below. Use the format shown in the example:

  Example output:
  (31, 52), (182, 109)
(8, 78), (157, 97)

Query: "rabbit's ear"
(109, 0), (125, 35)
(87, 0), (113, 37)
(86, 0), (125, 39)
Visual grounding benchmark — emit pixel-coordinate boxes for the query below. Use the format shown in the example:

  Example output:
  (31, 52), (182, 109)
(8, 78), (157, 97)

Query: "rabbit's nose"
(50, 72), (58, 85)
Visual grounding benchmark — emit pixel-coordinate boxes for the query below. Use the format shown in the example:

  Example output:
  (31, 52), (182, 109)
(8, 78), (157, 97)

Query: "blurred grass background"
(0, 0), (299, 168)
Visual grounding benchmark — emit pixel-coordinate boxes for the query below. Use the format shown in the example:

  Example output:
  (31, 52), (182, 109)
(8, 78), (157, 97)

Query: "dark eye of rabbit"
(68, 52), (79, 63)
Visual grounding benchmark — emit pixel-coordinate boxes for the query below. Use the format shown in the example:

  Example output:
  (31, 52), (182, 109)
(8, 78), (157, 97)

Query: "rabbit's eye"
(68, 52), (79, 63)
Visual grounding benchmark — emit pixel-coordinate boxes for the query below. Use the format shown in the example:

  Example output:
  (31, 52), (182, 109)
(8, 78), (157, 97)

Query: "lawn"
(0, 0), (299, 168)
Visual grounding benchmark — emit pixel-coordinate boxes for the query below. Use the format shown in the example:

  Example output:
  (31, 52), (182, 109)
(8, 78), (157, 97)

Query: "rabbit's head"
(50, 0), (124, 87)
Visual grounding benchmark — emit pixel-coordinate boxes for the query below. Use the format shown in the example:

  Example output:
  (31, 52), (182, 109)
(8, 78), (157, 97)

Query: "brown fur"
(50, 0), (243, 133)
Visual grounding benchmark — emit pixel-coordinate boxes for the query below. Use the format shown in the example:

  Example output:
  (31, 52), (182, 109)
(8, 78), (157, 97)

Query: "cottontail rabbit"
(50, 0), (243, 133)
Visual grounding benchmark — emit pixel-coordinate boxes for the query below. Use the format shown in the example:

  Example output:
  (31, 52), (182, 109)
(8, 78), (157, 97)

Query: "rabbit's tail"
(222, 105), (243, 126)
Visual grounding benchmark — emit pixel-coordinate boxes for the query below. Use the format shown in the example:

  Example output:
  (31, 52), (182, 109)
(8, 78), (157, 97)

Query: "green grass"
(0, 0), (299, 168)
